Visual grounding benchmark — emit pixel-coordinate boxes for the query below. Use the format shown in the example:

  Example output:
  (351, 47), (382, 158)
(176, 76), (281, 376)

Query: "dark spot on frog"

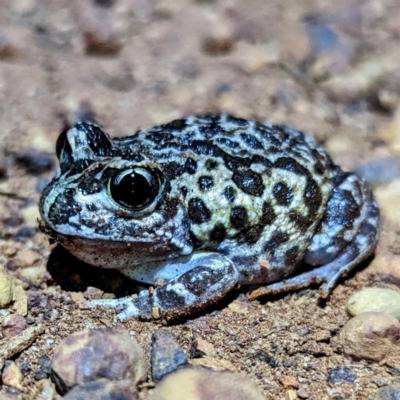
(160, 197), (179, 220)
(198, 176), (214, 191)
(185, 158), (197, 174)
(232, 170), (264, 196)
(264, 231), (290, 252)
(230, 206), (249, 230)
(146, 132), (173, 144)
(199, 119), (224, 138)
(162, 161), (185, 180)
(155, 287), (187, 309)
(216, 138), (240, 149)
(284, 246), (300, 267)
(209, 224), (226, 242)
(240, 224), (264, 244)
(205, 159), (218, 170)
(188, 198), (211, 224)
(240, 133), (264, 150)
(223, 186), (236, 203)
(77, 175), (103, 195)
(311, 149), (326, 175)
(226, 115), (249, 126)
(180, 186), (188, 198)
(189, 231), (203, 248)
(239, 202), (277, 244)
(118, 153), (145, 163)
(86, 203), (98, 212)
(289, 212), (313, 232)
(162, 118), (187, 130)
(304, 178), (322, 216)
(260, 202), (276, 225)
(324, 188), (360, 229)
(250, 154), (273, 169)
(273, 182), (294, 206)
(180, 265), (233, 297)
(274, 156), (309, 176)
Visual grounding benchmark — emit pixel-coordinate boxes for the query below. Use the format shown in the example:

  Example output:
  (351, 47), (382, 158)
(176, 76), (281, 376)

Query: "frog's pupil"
(110, 170), (157, 210)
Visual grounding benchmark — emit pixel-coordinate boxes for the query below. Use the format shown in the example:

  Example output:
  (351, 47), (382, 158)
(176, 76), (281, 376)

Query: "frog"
(39, 115), (379, 320)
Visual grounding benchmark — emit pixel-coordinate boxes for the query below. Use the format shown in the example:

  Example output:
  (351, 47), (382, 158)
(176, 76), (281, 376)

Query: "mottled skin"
(39, 116), (379, 320)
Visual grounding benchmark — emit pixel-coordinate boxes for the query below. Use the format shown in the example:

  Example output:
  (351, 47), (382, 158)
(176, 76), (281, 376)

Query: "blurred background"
(0, 0), (399, 161)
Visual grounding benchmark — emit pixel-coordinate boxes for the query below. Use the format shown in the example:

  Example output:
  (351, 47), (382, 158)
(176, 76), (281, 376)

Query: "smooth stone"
(347, 288), (400, 320)
(339, 312), (400, 362)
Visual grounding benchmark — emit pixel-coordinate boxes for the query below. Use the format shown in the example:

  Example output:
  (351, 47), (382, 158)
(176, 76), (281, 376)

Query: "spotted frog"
(39, 116), (379, 320)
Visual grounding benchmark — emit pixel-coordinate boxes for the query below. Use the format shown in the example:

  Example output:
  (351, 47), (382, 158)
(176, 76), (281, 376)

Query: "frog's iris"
(108, 168), (159, 211)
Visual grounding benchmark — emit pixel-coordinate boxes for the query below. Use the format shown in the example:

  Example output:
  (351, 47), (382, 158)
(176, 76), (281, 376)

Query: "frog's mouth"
(38, 220), (59, 244)
(39, 219), (192, 270)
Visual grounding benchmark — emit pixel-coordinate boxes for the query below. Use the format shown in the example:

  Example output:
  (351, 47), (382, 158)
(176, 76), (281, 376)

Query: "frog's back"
(112, 116), (337, 283)
(118, 115), (336, 179)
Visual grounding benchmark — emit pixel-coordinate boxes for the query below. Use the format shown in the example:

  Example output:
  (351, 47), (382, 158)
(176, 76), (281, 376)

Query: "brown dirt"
(1, 0), (400, 399)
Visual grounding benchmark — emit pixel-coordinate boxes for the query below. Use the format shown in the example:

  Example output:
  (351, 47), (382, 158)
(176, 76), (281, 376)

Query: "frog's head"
(39, 122), (193, 269)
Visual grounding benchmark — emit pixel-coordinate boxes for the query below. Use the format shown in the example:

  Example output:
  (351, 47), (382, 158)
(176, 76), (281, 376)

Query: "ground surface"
(1, 0), (400, 399)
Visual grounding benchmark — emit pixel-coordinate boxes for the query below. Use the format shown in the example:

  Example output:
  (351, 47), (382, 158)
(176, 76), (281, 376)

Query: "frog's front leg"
(84, 253), (239, 320)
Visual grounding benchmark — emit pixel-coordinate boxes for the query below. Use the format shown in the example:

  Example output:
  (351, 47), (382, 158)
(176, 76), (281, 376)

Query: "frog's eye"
(56, 127), (72, 163)
(108, 168), (160, 211)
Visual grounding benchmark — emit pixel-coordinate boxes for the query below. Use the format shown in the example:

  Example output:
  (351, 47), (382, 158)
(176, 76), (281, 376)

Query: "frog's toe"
(83, 297), (141, 320)
(114, 300), (141, 321)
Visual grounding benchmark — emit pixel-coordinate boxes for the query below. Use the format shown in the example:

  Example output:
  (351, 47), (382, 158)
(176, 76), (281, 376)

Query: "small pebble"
(51, 328), (147, 395)
(327, 367), (357, 386)
(21, 205), (41, 227)
(151, 368), (265, 400)
(297, 385), (310, 399)
(63, 379), (138, 400)
(14, 227), (36, 242)
(347, 288), (400, 320)
(278, 375), (299, 389)
(0, 268), (13, 308)
(339, 312), (400, 362)
(34, 355), (51, 380)
(202, 22), (235, 56)
(13, 250), (40, 268)
(18, 265), (48, 287)
(373, 384), (400, 400)
(34, 379), (56, 400)
(190, 337), (217, 357)
(2, 361), (23, 390)
(0, 387), (22, 400)
(83, 286), (104, 300)
(74, 0), (121, 55)
(2, 315), (27, 338)
(151, 329), (188, 383)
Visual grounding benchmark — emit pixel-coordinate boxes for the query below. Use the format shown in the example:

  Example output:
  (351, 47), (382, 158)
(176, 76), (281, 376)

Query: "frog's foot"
(250, 240), (362, 299)
(84, 297), (141, 321)
(85, 253), (239, 321)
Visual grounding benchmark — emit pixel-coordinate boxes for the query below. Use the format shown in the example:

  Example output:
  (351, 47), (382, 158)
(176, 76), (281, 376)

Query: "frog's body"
(39, 116), (379, 320)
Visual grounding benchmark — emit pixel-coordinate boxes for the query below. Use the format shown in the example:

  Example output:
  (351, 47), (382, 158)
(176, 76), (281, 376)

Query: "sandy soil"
(1, 0), (400, 398)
